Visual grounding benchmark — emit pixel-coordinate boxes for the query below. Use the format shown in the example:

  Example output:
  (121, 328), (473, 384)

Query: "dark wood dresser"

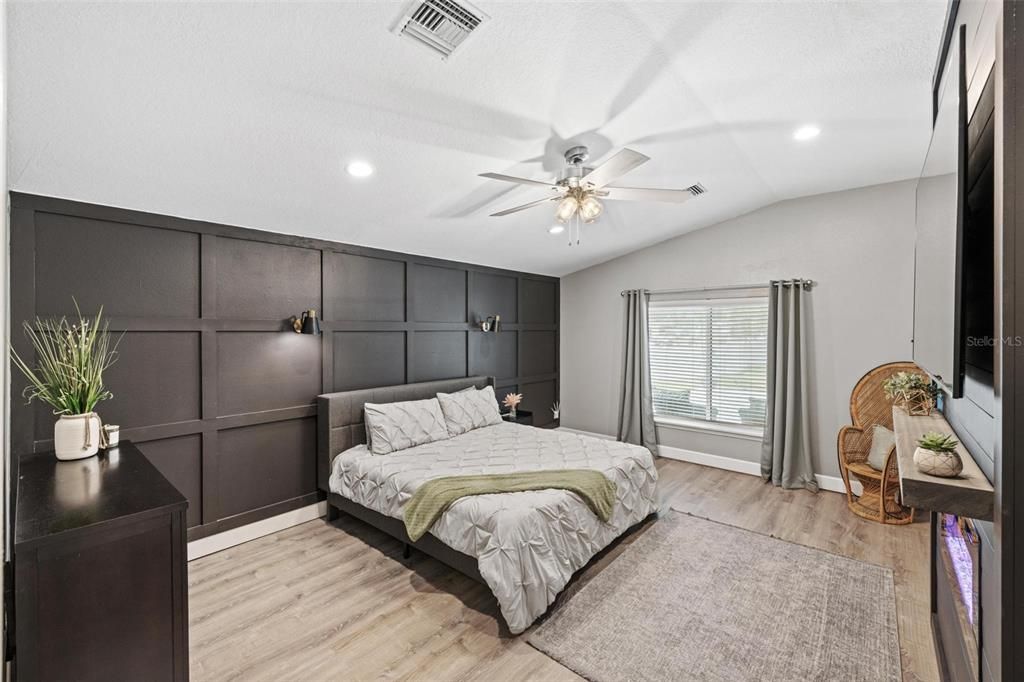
(14, 442), (189, 681)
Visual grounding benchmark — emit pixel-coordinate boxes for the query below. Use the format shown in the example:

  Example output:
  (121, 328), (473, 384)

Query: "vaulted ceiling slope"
(8, 1), (946, 276)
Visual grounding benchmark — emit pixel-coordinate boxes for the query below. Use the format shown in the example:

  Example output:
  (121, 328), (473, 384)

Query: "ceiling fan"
(480, 146), (705, 244)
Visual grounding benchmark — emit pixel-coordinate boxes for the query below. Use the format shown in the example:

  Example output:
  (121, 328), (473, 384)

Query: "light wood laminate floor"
(189, 458), (937, 681)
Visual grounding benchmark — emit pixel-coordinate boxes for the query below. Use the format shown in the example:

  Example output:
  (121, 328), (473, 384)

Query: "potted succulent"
(10, 303), (122, 460)
(882, 371), (938, 416)
(913, 432), (963, 478)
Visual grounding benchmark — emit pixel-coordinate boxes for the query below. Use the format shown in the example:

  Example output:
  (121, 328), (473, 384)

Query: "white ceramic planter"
(54, 414), (101, 461)
(913, 446), (963, 478)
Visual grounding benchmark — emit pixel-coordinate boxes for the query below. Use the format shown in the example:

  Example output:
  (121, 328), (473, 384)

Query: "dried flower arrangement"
(502, 392), (523, 417)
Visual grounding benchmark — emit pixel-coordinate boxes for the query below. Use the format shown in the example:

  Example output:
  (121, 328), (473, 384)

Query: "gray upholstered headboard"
(317, 375), (495, 492)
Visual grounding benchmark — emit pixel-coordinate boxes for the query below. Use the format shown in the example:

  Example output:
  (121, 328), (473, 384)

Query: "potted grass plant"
(10, 303), (122, 460)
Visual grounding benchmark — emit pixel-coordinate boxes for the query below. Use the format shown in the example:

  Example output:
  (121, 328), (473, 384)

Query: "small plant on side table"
(913, 431), (963, 478)
(883, 371), (938, 416)
(502, 392), (523, 419)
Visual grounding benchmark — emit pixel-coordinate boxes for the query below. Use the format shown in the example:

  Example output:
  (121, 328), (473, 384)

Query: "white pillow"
(436, 385), (503, 436)
(867, 424), (896, 471)
(363, 398), (449, 455)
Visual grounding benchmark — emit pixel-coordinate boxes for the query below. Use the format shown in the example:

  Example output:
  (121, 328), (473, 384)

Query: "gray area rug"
(528, 511), (901, 682)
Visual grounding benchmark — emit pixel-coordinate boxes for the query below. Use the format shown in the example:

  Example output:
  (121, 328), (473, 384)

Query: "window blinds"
(648, 297), (769, 429)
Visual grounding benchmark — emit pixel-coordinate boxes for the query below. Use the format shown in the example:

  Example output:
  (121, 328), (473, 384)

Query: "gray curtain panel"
(617, 290), (659, 456)
(761, 281), (818, 491)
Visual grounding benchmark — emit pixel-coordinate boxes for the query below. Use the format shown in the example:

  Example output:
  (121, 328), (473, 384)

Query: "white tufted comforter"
(329, 422), (659, 633)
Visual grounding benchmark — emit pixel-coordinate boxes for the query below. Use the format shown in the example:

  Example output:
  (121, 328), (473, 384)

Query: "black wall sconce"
(292, 309), (321, 335)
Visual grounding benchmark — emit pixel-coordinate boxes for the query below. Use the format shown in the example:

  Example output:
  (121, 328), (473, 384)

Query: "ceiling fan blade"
(479, 172), (560, 190)
(603, 184), (706, 203)
(580, 148), (650, 189)
(489, 196), (558, 217)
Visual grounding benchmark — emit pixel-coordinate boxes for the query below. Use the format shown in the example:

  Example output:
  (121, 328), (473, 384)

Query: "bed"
(318, 376), (659, 634)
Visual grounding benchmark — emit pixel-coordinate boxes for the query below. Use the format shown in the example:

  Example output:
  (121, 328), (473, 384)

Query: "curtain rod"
(620, 279), (816, 297)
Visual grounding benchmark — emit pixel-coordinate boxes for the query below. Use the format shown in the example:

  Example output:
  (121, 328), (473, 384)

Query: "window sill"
(653, 416), (764, 442)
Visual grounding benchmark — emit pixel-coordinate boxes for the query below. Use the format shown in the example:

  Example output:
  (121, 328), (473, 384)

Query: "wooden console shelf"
(892, 406), (994, 520)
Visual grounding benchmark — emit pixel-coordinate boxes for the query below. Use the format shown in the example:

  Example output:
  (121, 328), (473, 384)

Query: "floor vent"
(687, 183), (707, 196)
(394, 0), (487, 59)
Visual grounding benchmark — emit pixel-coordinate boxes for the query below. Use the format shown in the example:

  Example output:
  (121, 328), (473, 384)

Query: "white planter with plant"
(11, 304), (121, 461)
(913, 432), (963, 478)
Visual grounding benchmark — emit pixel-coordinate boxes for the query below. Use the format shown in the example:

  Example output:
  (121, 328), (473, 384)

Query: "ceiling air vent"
(687, 183), (707, 196)
(393, 0), (487, 59)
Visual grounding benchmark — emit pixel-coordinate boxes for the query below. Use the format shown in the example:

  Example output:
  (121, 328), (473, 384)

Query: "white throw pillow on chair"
(866, 424), (896, 471)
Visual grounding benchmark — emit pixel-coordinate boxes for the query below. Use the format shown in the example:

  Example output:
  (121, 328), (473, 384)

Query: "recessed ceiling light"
(793, 125), (821, 141)
(548, 224), (565, 235)
(346, 160), (374, 178)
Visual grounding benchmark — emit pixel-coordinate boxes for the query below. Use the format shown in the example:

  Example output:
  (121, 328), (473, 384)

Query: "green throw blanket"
(403, 469), (617, 542)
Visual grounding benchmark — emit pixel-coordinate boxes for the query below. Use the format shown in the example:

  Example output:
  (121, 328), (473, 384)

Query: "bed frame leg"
(326, 504), (340, 522)
(403, 543), (412, 560)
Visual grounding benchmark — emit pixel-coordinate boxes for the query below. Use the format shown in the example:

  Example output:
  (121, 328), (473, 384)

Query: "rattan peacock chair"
(837, 362), (918, 525)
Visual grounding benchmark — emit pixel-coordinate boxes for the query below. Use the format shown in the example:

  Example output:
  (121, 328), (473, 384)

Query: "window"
(648, 295), (769, 432)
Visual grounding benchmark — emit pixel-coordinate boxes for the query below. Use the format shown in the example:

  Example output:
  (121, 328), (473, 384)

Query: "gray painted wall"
(560, 179), (917, 478)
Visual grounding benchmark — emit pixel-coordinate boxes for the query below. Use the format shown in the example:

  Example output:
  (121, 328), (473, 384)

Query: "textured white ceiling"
(8, 1), (947, 276)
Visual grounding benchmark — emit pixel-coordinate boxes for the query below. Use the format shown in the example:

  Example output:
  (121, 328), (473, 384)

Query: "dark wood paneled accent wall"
(10, 193), (559, 540)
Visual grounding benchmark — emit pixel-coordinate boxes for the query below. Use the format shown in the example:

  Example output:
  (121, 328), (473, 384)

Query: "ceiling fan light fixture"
(579, 195), (603, 223)
(555, 196), (579, 223)
(481, 145), (705, 248)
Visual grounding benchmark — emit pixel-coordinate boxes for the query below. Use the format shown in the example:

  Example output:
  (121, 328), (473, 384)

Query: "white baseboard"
(187, 501), (327, 561)
(189, 428), (855, 562)
(658, 445), (852, 494)
(816, 474), (854, 495)
(558, 426), (854, 495)
(658, 444), (761, 476)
